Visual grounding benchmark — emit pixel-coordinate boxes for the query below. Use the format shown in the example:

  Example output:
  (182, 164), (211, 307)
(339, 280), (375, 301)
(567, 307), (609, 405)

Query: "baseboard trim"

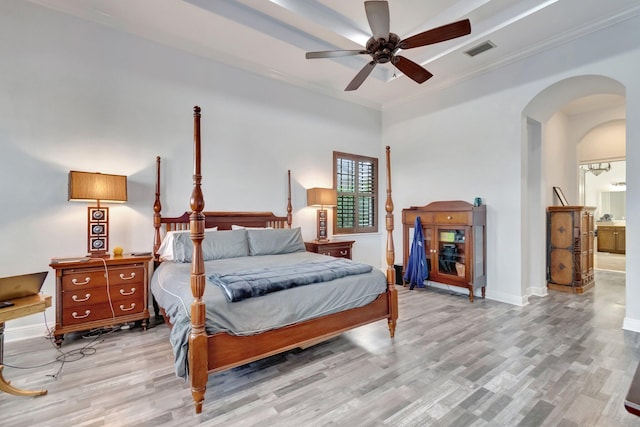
(424, 281), (527, 306)
(623, 317), (640, 333)
(4, 322), (54, 343)
(527, 286), (548, 298)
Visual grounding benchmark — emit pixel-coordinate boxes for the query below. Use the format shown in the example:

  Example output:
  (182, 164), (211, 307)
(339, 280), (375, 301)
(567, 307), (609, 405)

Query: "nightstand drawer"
(321, 247), (351, 259)
(61, 265), (144, 291)
(305, 240), (355, 260)
(62, 283), (144, 307)
(61, 270), (106, 291)
(62, 295), (144, 326)
(107, 265), (145, 285)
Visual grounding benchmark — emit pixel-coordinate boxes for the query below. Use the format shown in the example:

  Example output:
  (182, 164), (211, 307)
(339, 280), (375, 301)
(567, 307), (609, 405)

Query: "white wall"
(579, 120), (626, 163)
(544, 111), (576, 206)
(0, 0), (382, 340)
(383, 13), (640, 320)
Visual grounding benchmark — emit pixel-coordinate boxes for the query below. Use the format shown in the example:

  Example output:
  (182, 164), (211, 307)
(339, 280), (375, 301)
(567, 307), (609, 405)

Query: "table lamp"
(307, 187), (337, 242)
(68, 171), (127, 257)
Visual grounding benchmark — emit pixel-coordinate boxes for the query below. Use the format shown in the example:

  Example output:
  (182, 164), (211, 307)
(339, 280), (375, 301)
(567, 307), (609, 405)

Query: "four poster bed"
(151, 106), (398, 414)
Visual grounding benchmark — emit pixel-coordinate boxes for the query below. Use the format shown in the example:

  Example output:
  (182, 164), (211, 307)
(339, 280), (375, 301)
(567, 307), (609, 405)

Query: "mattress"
(150, 251), (387, 377)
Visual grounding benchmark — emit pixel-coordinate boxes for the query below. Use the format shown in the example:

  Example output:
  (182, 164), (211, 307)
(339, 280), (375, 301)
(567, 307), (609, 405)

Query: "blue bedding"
(209, 258), (373, 302)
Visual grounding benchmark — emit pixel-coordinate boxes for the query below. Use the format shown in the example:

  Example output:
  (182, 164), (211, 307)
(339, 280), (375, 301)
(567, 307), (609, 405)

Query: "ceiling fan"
(305, 1), (471, 91)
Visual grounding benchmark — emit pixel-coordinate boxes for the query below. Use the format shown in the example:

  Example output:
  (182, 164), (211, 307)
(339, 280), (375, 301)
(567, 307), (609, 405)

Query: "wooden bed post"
(189, 106), (208, 414)
(287, 170), (292, 228)
(153, 156), (162, 261)
(385, 146), (398, 338)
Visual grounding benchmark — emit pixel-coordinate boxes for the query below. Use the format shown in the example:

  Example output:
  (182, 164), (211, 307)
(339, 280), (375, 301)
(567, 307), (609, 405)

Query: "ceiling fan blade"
(365, 1), (390, 40)
(345, 61), (377, 91)
(400, 19), (471, 49)
(392, 56), (433, 84)
(306, 50), (367, 59)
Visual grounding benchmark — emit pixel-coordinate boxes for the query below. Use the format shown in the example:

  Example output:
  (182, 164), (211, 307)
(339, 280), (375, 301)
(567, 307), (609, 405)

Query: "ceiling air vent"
(464, 41), (496, 57)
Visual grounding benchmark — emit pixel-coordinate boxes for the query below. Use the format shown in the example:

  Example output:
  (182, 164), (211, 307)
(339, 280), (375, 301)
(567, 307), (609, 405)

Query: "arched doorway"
(521, 75), (626, 300)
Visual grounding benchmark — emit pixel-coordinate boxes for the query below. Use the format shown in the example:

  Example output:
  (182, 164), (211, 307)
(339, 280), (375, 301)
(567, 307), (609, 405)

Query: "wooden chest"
(547, 206), (595, 293)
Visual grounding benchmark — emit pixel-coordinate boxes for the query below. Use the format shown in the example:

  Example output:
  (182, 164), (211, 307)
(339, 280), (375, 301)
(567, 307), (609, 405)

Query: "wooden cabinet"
(597, 225), (625, 254)
(49, 255), (152, 346)
(305, 240), (354, 259)
(402, 201), (486, 302)
(547, 206), (595, 293)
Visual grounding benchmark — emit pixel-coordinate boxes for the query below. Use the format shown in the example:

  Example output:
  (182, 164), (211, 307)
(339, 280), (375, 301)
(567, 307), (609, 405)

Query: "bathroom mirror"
(599, 190), (626, 221)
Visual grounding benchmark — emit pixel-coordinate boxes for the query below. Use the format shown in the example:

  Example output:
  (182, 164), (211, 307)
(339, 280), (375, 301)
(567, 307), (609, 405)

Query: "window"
(333, 151), (378, 234)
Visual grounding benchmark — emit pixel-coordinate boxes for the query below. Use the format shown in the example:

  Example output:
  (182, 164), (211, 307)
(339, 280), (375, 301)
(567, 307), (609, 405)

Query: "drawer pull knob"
(72, 310), (91, 319)
(119, 287), (136, 296)
(340, 250), (348, 255)
(119, 272), (136, 280)
(72, 293), (91, 302)
(447, 216), (452, 220)
(119, 303), (136, 312)
(71, 277), (91, 286)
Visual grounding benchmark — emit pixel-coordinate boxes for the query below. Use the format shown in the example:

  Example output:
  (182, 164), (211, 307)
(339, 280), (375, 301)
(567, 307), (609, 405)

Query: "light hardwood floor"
(1, 270), (639, 426)
(595, 252), (626, 272)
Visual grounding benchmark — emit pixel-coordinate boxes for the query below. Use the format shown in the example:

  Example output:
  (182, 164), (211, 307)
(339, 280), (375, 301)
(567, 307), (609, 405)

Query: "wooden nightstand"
(305, 240), (355, 260)
(49, 254), (152, 346)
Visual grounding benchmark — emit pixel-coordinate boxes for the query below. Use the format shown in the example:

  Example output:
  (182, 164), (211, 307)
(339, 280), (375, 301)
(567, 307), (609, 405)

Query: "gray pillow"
(247, 228), (306, 256)
(172, 229), (249, 262)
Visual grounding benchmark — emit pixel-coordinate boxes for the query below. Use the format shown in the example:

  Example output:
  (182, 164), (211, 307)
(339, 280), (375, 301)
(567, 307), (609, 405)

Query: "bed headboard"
(152, 156), (292, 260)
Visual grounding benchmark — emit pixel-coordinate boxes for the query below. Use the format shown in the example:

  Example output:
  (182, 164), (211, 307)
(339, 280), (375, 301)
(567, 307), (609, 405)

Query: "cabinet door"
(433, 227), (469, 282)
(617, 229), (626, 252)
(597, 228), (616, 252)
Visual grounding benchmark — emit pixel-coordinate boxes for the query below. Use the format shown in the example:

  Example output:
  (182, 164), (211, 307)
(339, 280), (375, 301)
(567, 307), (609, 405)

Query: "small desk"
(0, 294), (52, 397)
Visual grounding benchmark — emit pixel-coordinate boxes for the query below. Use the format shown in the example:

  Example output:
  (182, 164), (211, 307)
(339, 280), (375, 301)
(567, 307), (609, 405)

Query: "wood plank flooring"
(1, 270), (639, 426)
(595, 252), (626, 272)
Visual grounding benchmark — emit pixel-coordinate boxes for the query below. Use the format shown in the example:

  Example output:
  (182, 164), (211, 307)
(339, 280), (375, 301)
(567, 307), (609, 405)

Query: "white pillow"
(231, 224), (274, 230)
(156, 227), (217, 261)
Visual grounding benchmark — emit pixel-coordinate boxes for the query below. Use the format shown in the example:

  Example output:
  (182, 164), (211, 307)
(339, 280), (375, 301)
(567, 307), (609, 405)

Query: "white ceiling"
(28, 0), (640, 110)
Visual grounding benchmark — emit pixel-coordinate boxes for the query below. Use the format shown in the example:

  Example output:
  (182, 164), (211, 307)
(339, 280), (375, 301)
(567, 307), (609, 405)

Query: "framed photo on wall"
(553, 186), (569, 206)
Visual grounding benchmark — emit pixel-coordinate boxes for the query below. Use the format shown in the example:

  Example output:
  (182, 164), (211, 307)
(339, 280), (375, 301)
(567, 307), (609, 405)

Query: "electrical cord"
(98, 257), (118, 321)
(2, 310), (116, 379)
(4, 259), (128, 379)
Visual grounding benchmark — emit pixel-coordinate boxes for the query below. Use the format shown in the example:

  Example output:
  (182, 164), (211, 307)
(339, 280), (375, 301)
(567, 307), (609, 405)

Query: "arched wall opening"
(521, 74), (626, 308)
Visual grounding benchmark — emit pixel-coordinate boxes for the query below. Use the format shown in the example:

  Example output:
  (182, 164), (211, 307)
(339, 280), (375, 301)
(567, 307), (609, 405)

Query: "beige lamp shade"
(68, 171), (128, 202)
(307, 187), (337, 207)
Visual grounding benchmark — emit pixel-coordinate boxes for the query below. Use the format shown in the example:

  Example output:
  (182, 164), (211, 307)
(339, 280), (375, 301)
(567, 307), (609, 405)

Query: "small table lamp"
(68, 171), (127, 257)
(307, 187), (337, 242)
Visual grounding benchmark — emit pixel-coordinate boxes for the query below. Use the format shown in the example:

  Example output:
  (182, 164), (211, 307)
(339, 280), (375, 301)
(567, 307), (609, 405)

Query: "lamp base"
(316, 208), (329, 242)
(87, 206), (110, 257)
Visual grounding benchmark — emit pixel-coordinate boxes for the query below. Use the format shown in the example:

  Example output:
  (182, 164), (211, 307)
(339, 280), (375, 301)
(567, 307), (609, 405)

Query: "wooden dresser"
(547, 206), (595, 293)
(305, 240), (354, 259)
(49, 254), (152, 346)
(402, 201), (487, 302)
